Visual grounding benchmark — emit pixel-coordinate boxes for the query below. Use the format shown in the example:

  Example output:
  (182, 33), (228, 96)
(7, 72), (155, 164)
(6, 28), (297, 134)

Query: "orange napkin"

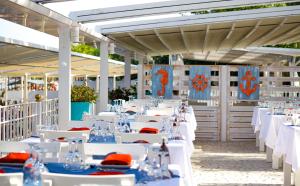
(139, 127), (159, 134)
(89, 171), (124, 176)
(68, 127), (90, 131)
(0, 152), (30, 164)
(101, 154), (132, 166)
(57, 137), (66, 142)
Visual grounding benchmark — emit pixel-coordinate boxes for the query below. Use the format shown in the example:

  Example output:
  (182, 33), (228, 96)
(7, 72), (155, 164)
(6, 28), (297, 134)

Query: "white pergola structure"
(69, 0), (300, 142)
(0, 0), (137, 129)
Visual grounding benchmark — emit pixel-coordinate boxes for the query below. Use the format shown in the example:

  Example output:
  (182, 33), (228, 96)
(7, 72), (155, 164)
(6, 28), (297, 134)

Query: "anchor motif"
(192, 74), (208, 92)
(156, 68), (169, 96)
(239, 70), (258, 97)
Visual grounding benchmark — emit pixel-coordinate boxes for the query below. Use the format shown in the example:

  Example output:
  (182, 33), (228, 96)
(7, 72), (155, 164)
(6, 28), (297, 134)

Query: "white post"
(95, 75), (100, 113)
(99, 40), (109, 112)
(21, 76), (24, 102)
(24, 74), (28, 102)
(113, 75), (117, 90)
(58, 26), (71, 129)
(85, 75), (88, 86)
(124, 51), (131, 88)
(220, 65), (228, 142)
(137, 56), (144, 99)
(4, 77), (8, 106)
(44, 74), (48, 101)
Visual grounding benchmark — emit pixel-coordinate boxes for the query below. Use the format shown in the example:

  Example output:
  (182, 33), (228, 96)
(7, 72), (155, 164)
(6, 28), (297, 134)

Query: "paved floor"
(191, 141), (283, 186)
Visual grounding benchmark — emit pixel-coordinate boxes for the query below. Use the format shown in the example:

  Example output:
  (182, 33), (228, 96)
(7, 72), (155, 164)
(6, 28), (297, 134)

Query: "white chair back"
(130, 122), (164, 131)
(83, 143), (146, 164)
(0, 173), (23, 186)
(37, 142), (63, 163)
(41, 172), (135, 186)
(84, 114), (119, 123)
(134, 115), (168, 122)
(146, 108), (173, 116)
(0, 141), (29, 154)
(116, 133), (167, 144)
(39, 130), (89, 143)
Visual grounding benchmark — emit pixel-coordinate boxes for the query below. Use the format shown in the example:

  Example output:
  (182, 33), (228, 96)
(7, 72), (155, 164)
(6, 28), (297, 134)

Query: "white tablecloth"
(144, 178), (184, 186)
(251, 107), (271, 132)
(274, 123), (300, 171)
(259, 114), (286, 149)
(168, 141), (194, 186)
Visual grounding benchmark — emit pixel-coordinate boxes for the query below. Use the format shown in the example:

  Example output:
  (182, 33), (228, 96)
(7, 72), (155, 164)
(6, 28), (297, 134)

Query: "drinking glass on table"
(64, 139), (74, 170)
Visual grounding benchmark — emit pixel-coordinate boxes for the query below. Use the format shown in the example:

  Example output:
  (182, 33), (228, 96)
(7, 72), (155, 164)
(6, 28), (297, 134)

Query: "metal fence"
(0, 98), (58, 141)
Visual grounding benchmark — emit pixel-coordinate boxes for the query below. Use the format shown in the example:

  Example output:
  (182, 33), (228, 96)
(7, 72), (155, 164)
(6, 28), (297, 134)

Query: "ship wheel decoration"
(192, 74), (208, 92)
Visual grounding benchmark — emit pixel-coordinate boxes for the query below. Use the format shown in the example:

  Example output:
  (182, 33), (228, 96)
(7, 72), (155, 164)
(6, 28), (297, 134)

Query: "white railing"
(0, 99), (58, 141)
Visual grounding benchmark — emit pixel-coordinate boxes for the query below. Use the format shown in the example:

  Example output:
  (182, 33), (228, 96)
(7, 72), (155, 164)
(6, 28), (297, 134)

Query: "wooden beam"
(229, 20), (262, 49)
(154, 29), (172, 51)
(217, 23), (235, 51)
(266, 25), (300, 45)
(180, 28), (190, 52)
(128, 33), (156, 52)
(248, 18), (287, 46)
(203, 25), (210, 53)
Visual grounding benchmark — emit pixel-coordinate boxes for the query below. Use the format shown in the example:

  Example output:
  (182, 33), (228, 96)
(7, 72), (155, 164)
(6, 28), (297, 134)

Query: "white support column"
(95, 75), (100, 113)
(99, 40), (109, 112)
(24, 74), (28, 102)
(137, 57), (144, 99)
(220, 65), (229, 142)
(4, 77), (8, 106)
(113, 75), (117, 90)
(85, 75), (88, 86)
(44, 74), (48, 101)
(21, 76), (24, 102)
(124, 52), (131, 88)
(58, 26), (71, 129)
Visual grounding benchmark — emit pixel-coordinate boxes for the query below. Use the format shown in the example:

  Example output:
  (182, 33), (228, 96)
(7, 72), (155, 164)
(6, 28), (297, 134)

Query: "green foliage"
(152, 55), (169, 64)
(71, 44), (99, 56)
(109, 54), (124, 61)
(192, 3), (294, 15)
(267, 42), (300, 49)
(71, 44), (125, 61)
(71, 85), (97, 103)
(108, 86), (137, 101)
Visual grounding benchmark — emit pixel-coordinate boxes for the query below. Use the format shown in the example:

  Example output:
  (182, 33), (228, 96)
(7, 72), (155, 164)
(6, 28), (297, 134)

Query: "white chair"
(84, 114), (119, 123)
(66, 120), (93, 130)
(83, 143), (146, 164)
(0, 141), (29, 154)
(39, 130), (89, 143)
(37, 142), (64, 163)
(41, 172), (135, 186)
(0, 173), (23, 186)
(115, 133), (167, 144)
(134, 115), (168, 122)
(130, 122), (164, 131)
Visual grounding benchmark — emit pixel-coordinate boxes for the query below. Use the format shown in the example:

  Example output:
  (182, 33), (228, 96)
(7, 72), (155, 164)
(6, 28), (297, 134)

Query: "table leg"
(255, 131), (259, 147)
(283, 159), (292, 186)
(259, 139), (265, 152)
(266, 146), (272, 162)
(272, 154), (282, 169)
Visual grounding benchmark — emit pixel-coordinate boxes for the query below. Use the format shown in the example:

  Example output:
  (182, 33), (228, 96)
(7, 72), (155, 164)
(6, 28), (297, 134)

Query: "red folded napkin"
(0, 169), (5, 173)
(57, 137), (66, 142)
(68, 127), (90, 131)
(133, 140), (149, 144)
(101, 154), (132, 166)
(89, 171), (124, 176)
(155, 114), (161, 116)
(0, 152), (30, 164)
(148, 120), (158, 122)
(139, 127), (159, 134)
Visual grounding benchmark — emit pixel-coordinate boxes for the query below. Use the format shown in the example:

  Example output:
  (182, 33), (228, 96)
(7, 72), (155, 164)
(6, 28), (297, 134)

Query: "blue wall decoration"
(238, 66), (260, 100)
(189, 66), (211, 100)
(151, 66), (173, 99)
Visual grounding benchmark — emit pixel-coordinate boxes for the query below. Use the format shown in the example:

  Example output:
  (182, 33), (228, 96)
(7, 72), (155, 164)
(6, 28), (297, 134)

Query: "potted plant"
(71, 85), (97, 120)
